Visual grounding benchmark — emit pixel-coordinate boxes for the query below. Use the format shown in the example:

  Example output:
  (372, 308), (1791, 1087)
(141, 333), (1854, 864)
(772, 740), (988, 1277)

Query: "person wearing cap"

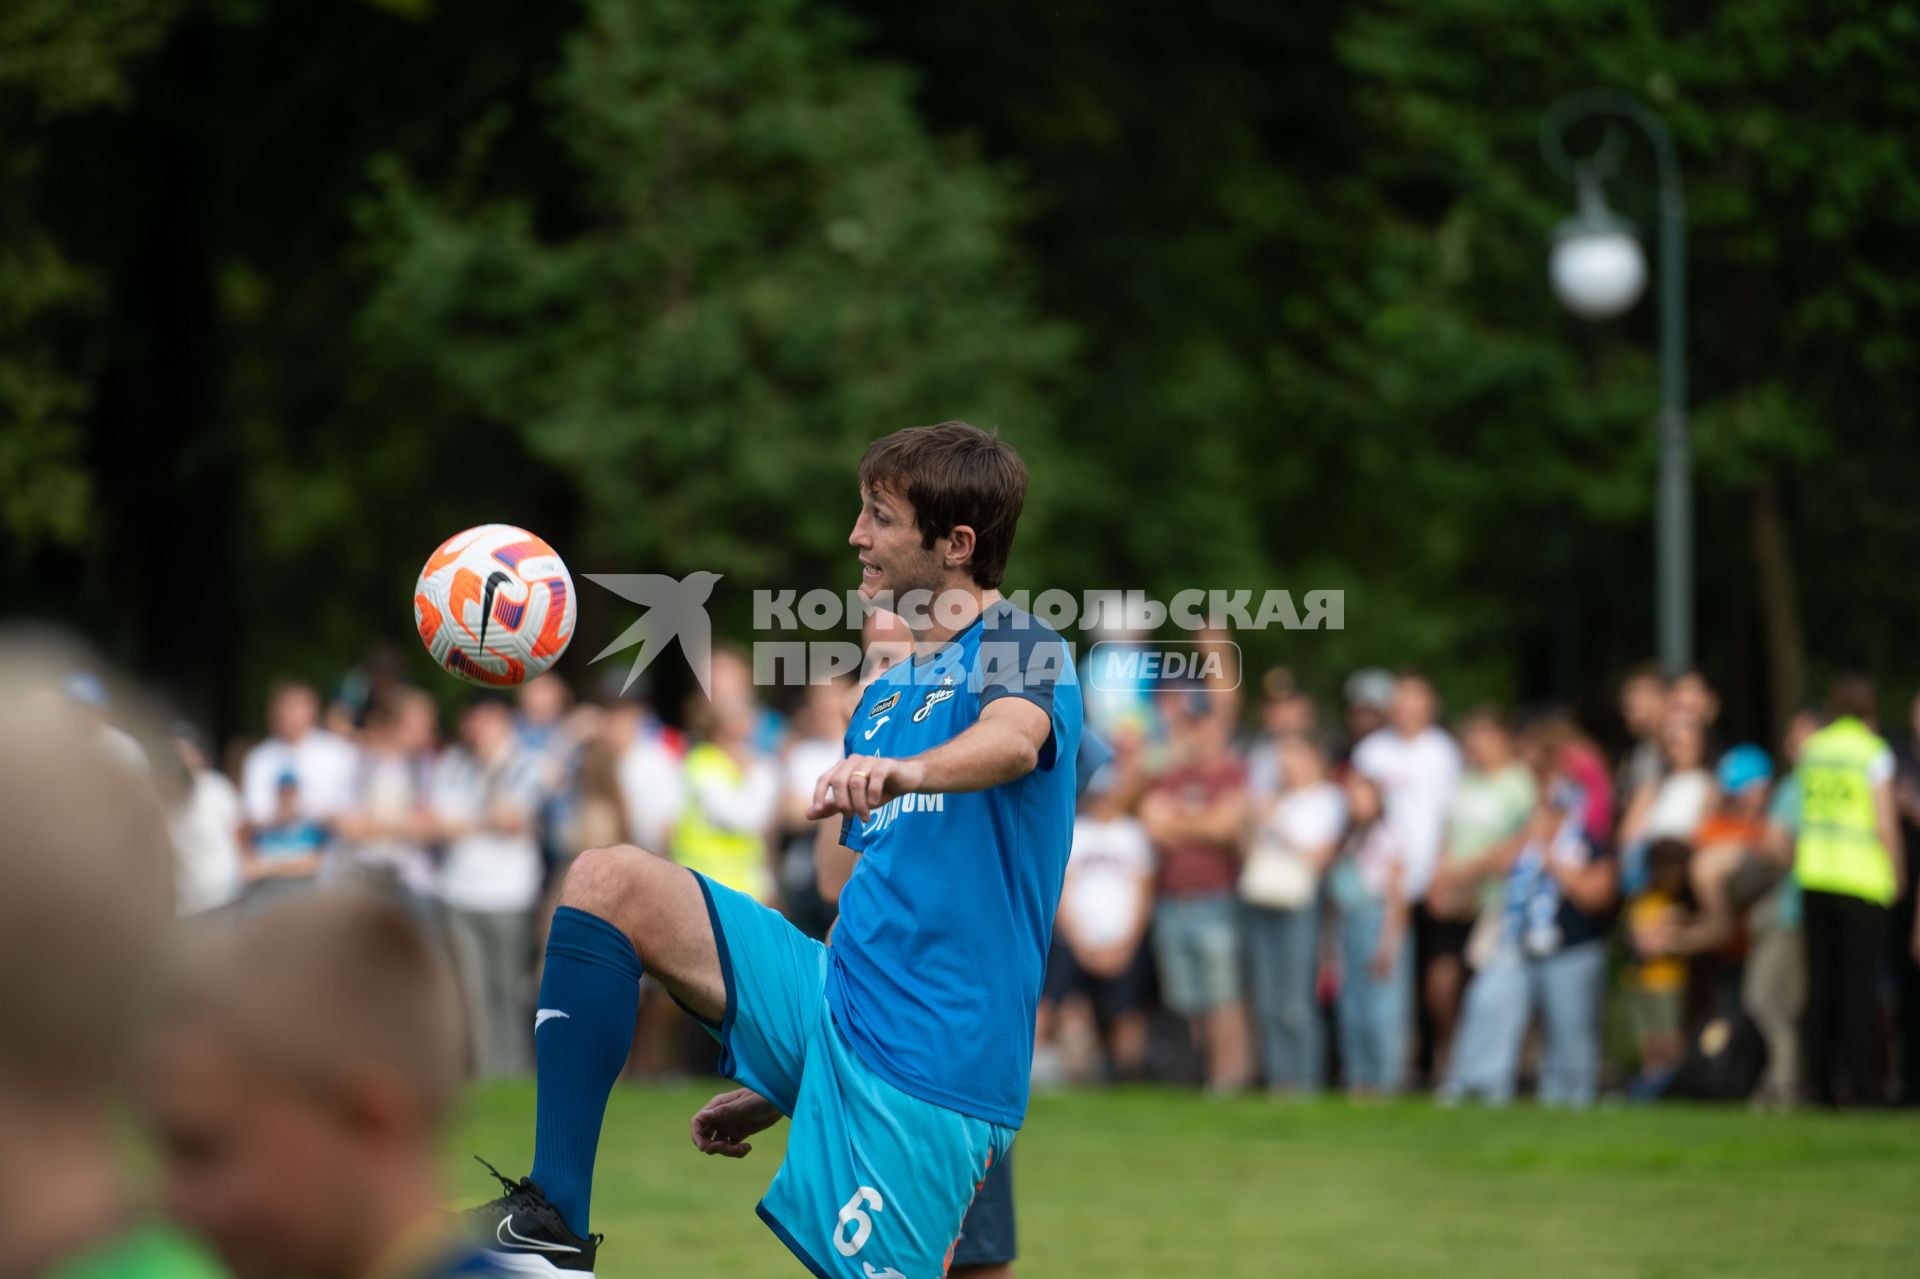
(244, 767), (330, 909)
(241, 679), (357, 851)
(1795, 674), (1905, 1106)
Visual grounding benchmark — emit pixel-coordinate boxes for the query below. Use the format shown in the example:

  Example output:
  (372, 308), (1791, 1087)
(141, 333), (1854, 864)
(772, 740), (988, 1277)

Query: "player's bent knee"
(561, 844), (670, 923)
(560, 845), (711, 974)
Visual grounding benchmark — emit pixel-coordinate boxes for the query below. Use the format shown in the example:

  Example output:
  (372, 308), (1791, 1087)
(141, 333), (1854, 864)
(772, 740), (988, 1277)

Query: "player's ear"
(941, 524), (976, 572)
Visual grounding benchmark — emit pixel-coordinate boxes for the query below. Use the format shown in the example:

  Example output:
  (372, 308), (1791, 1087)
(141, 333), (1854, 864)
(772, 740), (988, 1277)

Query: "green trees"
(0, 0), (179, 552)
(848, 0), (1920, 726)
(8, 0), (1920, 734)
(358, 0), (1067, 606)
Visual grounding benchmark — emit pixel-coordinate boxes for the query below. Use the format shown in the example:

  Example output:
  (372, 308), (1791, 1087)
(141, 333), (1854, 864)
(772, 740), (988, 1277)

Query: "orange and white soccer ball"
(413, 524), (576, 686)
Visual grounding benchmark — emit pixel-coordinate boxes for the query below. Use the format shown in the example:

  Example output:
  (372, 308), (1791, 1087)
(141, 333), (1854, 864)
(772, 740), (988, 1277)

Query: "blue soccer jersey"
(828, 600), (1083, 1128)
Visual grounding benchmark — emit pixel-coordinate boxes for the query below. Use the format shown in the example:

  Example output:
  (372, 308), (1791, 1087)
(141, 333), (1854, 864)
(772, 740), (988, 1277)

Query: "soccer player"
(469, 421), (1088, 1278)
(807, 605), (1023, 1278)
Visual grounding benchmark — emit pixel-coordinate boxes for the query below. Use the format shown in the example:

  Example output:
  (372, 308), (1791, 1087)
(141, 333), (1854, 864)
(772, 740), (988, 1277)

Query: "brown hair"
(857, 421), (1028, 588)
(162, 891), (465, 1123)
(1456, 702), (1509, 735)
(1827, 672), (1877, 723)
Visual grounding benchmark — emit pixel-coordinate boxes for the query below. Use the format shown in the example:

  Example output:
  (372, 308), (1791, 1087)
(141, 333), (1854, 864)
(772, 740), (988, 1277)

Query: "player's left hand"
(690, 1087), (784, 1158)
(807, 753), (926, 823)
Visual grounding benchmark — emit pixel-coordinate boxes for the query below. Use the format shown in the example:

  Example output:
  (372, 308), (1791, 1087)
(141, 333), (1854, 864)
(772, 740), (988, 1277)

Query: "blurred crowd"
(11, 621), (1920, 1275)
(1053, 659), (1920, 1111)
(138, 635), (1920, 1113)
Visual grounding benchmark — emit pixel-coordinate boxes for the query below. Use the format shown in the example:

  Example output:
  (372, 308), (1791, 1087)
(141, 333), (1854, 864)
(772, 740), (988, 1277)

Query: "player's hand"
(806, 754), (926, 824)
(690, 1087), (783, 1159)
(1369, 941), (1397, 981)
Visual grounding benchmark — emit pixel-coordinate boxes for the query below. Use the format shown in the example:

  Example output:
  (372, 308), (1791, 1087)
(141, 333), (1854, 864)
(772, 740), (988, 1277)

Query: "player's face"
(849, 485), (943, 603)
(140, 1030), (363, 1279)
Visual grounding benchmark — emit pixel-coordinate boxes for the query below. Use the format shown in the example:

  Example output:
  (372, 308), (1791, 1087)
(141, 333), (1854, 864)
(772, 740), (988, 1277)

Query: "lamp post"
(1542, 90), (1689, 676)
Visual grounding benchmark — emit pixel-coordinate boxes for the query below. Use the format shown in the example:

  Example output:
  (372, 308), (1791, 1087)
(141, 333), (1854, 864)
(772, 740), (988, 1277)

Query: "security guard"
(1794, 674), (1906, 1106)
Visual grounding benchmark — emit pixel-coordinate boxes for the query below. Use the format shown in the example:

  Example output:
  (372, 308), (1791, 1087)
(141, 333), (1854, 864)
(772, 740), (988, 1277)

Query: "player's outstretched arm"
(690, 1087), (784, 1159)
(807, 698), (1051, 822)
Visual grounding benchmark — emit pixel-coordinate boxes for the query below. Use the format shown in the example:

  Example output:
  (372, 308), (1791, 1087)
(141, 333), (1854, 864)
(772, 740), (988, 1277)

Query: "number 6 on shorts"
(834, 1186), (883, 1258)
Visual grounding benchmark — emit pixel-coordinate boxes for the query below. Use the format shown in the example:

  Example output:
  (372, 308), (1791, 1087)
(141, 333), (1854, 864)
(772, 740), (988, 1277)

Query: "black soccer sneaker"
(465, 1157), (602, 1277)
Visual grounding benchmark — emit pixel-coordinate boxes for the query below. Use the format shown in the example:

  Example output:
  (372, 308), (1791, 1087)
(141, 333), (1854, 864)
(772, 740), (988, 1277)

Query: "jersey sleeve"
(976, 612), (1077, 770)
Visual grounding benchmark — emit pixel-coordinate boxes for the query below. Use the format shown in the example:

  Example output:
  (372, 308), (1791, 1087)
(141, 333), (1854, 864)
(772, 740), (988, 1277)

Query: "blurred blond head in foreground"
(137, 891), (469, 1279)
(0, 634), (178, 1279)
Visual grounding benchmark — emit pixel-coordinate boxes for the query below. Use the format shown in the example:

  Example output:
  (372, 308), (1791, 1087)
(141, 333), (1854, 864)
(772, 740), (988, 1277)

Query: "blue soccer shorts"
(691, 873), (1016, 1279)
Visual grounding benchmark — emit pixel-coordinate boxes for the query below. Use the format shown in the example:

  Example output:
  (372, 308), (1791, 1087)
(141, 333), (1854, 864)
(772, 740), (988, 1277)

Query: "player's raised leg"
(469, 844), (724, 1275)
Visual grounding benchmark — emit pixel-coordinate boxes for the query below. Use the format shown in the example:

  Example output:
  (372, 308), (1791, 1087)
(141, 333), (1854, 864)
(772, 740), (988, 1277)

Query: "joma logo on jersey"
(868, 691), (899, 718)
(859, 790), (946, 835)
(911, 676), (957, 723)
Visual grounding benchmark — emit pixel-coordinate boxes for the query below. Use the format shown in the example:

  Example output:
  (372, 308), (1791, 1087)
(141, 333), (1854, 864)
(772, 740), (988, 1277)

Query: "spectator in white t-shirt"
(162, 725), (245, 917)
(434, 693), (543, 1078)
(239, 679), (356, 855)
(1353, 672), (1462, 908)
(1353, 672), (1460, 1087)
(1038, 744), (1156, 1083)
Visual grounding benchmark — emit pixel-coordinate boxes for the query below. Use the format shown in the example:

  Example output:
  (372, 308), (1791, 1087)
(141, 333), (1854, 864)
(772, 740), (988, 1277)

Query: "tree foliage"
(357, 0), (1069, 608)
(8, 0), (1920, 736)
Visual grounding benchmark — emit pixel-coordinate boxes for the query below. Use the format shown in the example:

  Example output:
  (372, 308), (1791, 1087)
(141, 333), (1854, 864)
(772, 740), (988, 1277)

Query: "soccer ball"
(413, 524), (576, 686)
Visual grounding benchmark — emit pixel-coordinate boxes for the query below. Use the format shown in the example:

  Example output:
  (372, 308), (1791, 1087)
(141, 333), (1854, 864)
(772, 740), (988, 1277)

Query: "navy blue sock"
(529, 906), (643, 1236)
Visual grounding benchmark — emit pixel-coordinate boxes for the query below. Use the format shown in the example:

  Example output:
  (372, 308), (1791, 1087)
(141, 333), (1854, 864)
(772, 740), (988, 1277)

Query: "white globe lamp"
(1549, 178), (1647, 320)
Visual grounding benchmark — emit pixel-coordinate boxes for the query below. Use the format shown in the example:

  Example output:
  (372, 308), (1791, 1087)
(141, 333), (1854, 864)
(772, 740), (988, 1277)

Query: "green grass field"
(451, 1081), (1920, 1277)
